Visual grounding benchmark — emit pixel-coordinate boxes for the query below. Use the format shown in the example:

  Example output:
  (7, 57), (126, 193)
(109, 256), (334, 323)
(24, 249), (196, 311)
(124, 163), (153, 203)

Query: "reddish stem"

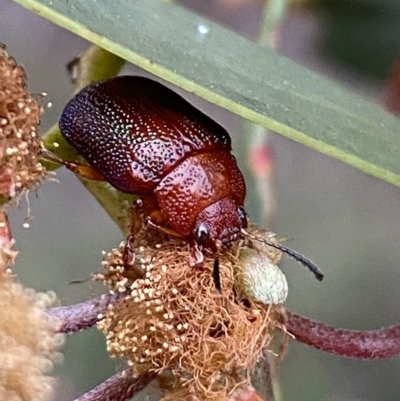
(74, 369), (156, 401)
(49, 294), (400, 360)
(287, 311), (400, 359)
(48, 293), (119, 333)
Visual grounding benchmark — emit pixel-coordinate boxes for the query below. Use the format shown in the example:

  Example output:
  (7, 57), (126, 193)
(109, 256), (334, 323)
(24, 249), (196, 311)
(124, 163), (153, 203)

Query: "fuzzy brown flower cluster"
(0, 44), (45, 202)
(0, 46), (62, 401)
(96, 232), (286, 401)
(0, 269), (63, 401)
(0, 210), (62, 401)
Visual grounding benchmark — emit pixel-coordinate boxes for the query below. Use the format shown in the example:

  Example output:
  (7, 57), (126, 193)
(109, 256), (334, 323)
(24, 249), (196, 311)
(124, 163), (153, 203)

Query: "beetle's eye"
(195, 223), (210, 245)
(238, 207), (248, 228)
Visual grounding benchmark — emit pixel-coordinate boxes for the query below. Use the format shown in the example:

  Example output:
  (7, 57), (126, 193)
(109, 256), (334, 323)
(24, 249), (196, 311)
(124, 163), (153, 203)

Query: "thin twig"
(48, 293), (119, 333)
(74, 369), (156, 401)
(287, 311), (400, 359)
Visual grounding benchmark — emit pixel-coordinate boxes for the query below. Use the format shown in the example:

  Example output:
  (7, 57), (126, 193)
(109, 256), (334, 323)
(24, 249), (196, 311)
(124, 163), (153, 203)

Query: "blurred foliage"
(319, 0), (400, 78)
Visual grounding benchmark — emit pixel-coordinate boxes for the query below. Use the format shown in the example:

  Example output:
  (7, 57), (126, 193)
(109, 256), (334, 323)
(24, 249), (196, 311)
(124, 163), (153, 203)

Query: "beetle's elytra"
(59, 76), (246, 248)
(57, 76), (323, 290)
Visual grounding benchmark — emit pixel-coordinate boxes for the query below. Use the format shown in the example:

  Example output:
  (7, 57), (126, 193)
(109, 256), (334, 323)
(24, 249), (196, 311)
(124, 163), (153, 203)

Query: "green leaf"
(14, 0), (400, 186)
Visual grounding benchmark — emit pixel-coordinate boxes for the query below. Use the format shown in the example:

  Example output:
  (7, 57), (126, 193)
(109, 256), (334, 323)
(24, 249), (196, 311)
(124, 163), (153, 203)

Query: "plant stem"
(73, 369), (156, 401)
(287, 311), (400, 359)
(48, 293), (119, 333)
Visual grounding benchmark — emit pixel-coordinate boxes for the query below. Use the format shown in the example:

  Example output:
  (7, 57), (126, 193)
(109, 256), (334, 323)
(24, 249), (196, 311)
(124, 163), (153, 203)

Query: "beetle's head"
(192, 197), (247, 252)
(193, 197), (324, 294)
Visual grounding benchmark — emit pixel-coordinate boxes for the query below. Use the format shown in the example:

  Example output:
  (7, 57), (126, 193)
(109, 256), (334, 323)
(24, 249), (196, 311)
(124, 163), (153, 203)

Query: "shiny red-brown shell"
(59, 76), (246, 240)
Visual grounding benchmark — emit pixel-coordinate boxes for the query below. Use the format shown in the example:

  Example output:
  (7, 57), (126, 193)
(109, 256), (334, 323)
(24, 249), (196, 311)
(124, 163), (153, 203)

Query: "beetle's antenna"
(241, 228), (324, 281)
(213, 257), (222, 294)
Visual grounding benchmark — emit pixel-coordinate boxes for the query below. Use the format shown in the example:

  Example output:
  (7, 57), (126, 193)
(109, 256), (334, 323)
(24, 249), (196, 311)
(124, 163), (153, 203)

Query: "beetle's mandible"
(53, 76), (324, 291)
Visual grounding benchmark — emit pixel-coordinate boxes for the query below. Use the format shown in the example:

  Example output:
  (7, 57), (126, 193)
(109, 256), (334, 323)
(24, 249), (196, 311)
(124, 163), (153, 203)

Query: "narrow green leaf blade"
(13, 0), (400, 185)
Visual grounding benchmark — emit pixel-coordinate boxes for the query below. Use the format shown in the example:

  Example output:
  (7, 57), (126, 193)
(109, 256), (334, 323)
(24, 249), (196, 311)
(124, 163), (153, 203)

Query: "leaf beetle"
(49, 76), (323, 291)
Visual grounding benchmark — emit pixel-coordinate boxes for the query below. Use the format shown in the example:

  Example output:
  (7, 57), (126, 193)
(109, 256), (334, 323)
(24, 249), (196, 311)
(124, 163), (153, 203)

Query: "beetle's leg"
(122, 234), (136, 266)
(188, 241), (204, 266)
(129, 198), (143, 236)
(122, 199), (144, 267)
(41, 149), (104, 181)
(140, 194), (184, 239)
(119, 240), (143, 278)
(146, 218), (184, 239)
(64, 161), (104, 180)
(188, 243), (222, 292)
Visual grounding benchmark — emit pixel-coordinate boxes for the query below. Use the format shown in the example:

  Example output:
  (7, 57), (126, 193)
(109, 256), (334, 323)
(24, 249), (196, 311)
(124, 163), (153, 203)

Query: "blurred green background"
(2, 0), (400, 400)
